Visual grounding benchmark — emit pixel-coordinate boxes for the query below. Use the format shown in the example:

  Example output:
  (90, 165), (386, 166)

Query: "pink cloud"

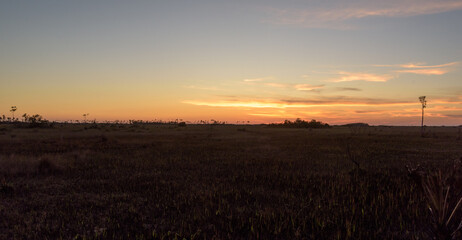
(331, 72), (393, 82)
(264, 1), (462, 29)
(397, 69), (449, 75)
(377, 61), (459, 75)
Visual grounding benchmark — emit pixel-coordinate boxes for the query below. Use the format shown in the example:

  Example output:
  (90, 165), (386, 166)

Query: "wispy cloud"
(396, 69), (449, 75)
(398, 62), (458, 75)
(248, 111), (298, 118)
(183, 100), (292, 108)
(431, 105), (462, 111)
(433, 99), (462, 105)
(354, 110), (385, 114)
(243, 77), (273, 82)
(335, 87), (362, 91)
(248, 113), (284, 117)
(376, 61), (459, 75)
(400, 62), (459, 69)
(264, 0), (462, 28)
(444, 114), (462, 118)
(183, 96), (415, 109)
(331, 71), (393, 82)
(294, 84), (325, 91)
(281, 97), (414, 106)
(243, 76), (325, 91)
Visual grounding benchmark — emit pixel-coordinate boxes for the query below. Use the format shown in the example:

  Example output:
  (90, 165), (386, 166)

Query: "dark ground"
(1, 124), (462, 239)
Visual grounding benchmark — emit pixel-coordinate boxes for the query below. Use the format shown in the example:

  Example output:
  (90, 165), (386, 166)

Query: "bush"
(269, 118), (330, 128)
(16, 114), (53, 128)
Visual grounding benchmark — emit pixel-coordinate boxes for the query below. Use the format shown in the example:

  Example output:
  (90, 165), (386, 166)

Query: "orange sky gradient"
(1, 1), (462, 125)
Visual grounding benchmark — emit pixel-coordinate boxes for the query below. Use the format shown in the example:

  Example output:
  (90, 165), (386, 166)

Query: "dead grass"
(1, 124), (462, 239)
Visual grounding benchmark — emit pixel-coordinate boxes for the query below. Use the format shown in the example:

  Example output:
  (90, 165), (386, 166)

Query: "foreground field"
(1, 124), (462, 239)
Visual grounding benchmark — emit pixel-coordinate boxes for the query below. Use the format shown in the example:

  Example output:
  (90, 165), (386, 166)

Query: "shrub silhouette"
(21, 114), (51, 128)
(270, 118), (330, 128)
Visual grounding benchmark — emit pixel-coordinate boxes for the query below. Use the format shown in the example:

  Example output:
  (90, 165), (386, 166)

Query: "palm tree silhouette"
(419, 96), (427, 136)
(10, 106), (17, 121)
(83, 113), (89, 123)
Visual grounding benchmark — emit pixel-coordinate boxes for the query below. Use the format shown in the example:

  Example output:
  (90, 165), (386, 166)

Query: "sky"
(1, 0), (461, 125)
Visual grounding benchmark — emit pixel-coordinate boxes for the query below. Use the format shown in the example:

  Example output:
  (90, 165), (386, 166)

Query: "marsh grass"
(424, 173), (462, 239)
(408, 159), (462, 239)
(37, 158), (61, 175)
(0, 178), (14, 196)
(1, 124), (462, 239)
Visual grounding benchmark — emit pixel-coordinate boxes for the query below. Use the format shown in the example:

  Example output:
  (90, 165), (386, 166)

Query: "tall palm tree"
(419, 96), (427, 136)
(83, 113), (89, 123)
(10, 106), (17, 121)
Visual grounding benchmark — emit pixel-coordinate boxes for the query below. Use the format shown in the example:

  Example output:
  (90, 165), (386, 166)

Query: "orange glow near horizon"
(2, 95), (462, 125)
(182, 100), (422, 108)
(1, 2), (461, 126)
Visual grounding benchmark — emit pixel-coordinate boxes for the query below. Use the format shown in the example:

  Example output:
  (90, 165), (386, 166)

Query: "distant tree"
(22, 114), (49, 128)
(271, 118), (330, 128)
(22, 113), (28, 122)
(10, 106), (17, 121)
(27, 114), (43, 123)
(83, 113), (89, 123)
(419, 96), (427, 136)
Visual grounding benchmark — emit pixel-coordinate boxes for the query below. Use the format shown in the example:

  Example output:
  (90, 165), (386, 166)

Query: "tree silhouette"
(419, 96), (427, 137)
(83, 113), (89, 123)
(10, 106), (17, 121)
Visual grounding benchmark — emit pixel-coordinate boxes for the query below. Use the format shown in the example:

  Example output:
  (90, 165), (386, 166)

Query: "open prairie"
(1, 124), (462, 239)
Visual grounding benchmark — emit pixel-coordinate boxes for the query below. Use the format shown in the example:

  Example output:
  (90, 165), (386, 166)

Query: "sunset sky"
(1, 1), (461, 125)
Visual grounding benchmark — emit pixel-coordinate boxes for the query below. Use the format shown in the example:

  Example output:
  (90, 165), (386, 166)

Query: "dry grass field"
(1, 123), (462, 239)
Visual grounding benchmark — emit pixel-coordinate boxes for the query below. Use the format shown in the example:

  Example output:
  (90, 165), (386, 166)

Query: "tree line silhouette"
(1, 96), (430, 129)
(269, 118), (330, 128)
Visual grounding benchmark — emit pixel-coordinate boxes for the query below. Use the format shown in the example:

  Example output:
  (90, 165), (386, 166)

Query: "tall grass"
(1, 124), (462, 239)
(408, 160), (462, 239)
